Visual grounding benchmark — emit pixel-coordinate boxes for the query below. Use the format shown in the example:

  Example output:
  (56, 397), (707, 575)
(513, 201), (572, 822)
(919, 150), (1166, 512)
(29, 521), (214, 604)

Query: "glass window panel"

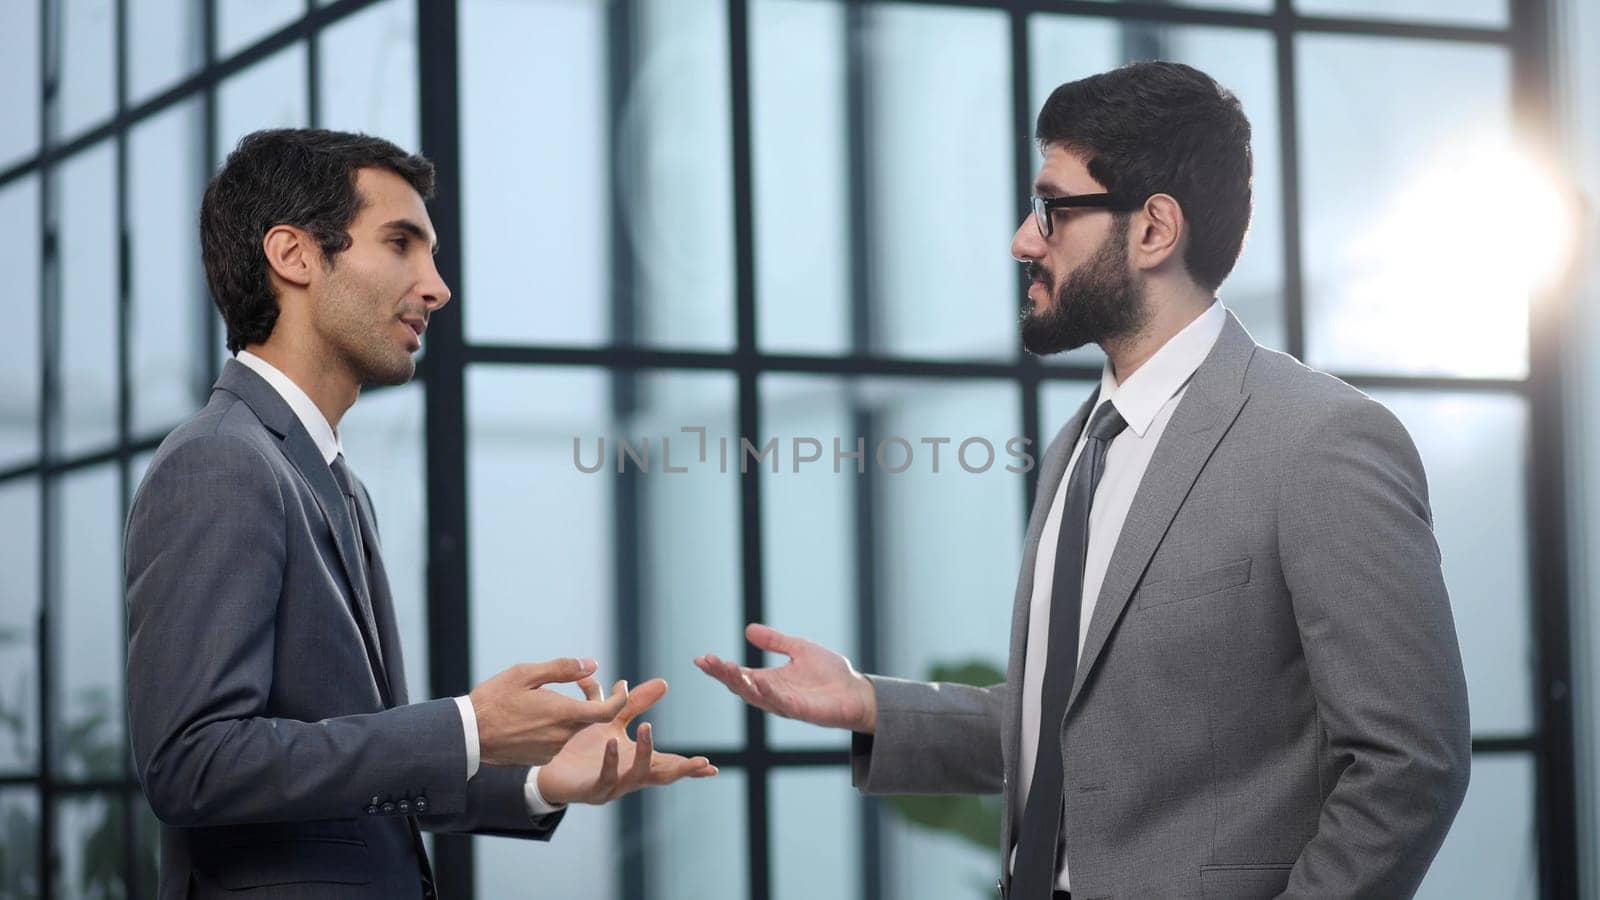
(1039, 379), (1102, 446)
(0, 480), (40, 774)
(216, 43), (309, 158)
(134, 794), (159, 897)
(477, 803), (619, 899)
(468, 366), (742, 748)
(317, 0), (418, 147)
(1296, 0), (1507, 28)
(130, 450), (155, 506)
(865, 6), (1014, 360)
(54, 464), (124, 780)
(1085, 0), (1270, 10)
(217, 0), (303, 60)
(1415, 754), (1535, 898)
(460, 0), (735, 350)
(866, 379), (1022, 679)
(129, 97), (209, 438)
(468, 366), (615, 685)
(129, 0), (205, 104)
(625, 0), (735, 350)
(52, 793), (126, 898)
(56, 142), (119, 458)
(460, 0), (607, 346)
(1372, 390), (1532, 735)
(882, 795), (997, 900)
(0, 0), (40, 169)
(1030, 18), (1286, 367)
(0, 789), (40, 897)
(340, 383), (427, 700)
(1298, 36), (1518, 378)
(632, 373), (742, 747)
(772, 768), (861, 900)
(751, 0), (850, 355)
(0, 176), (41, 469)
(56, 0), (117, 142)
(759, 376), (858, 750)
(1569, 0), (1600, 882)
(644, 768), (748, 900)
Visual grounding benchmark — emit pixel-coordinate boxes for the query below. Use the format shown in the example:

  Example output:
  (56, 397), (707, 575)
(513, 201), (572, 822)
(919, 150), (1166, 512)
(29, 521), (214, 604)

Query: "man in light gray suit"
(126, 129), (716, 898)
(697, 62), (1470, 899)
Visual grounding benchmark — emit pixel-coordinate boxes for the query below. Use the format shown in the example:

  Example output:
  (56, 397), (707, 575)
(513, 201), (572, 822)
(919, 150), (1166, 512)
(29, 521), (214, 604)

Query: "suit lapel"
(214, 360), (394, 705)
(1065, 314), (1257, 714)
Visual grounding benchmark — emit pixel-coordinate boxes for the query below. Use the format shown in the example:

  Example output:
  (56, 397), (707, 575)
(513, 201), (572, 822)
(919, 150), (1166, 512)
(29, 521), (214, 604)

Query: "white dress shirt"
(235, 351), (562, 816)
(1010, 302), (1226, 890)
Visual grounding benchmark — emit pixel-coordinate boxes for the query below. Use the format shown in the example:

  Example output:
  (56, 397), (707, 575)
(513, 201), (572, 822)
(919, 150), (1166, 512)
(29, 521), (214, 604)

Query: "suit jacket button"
(366, 805), (379, 815)
(382, 802), (396, 814)
(414, 797), (429, 813)
(399, 800), (412, 814)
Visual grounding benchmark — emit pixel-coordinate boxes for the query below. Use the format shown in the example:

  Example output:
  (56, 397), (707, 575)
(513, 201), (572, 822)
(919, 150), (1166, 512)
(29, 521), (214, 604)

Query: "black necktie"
(330, 454), (436, 897)
(1012, 401), (1128, 899)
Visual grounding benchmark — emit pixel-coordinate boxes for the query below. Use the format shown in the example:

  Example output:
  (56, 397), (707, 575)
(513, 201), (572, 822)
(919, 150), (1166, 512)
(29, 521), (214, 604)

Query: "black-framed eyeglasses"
(1030, 193), (1143, 238)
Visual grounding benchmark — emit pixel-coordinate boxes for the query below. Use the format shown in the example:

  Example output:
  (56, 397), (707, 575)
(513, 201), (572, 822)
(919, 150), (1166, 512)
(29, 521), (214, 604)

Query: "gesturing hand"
(537, 678), (718, 806)
(470, 658), (630, 767)
(694, 623), (878, 734)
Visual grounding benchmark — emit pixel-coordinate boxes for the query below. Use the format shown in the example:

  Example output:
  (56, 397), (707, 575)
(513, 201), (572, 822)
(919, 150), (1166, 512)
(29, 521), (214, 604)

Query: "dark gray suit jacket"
(126, 360), (562, 899)
(851, 313), (1471, 899)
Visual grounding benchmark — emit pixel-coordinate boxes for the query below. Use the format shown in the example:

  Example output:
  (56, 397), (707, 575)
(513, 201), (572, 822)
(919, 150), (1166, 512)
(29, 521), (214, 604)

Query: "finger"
(745, 623), (801, 658)
(704, 656), (759, 696)
(626, 722), (655, 784)
(618, 678), (667, 726)
(649, 752), (719, 783)
(593, 738), (620, 799)
(576, 688), (629, 724)
(519, 657), (599, 688)
(577, 676), (603, 702)
(697, 656), (745, 693)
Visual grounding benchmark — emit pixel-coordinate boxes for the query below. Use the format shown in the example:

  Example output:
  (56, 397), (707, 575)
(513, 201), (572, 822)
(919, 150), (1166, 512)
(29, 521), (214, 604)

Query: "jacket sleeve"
(418, 765), (565, 840)
(126, 434), (472, 828)
(1276, 396), (1471, 898)
(849, 676), (1006, 796)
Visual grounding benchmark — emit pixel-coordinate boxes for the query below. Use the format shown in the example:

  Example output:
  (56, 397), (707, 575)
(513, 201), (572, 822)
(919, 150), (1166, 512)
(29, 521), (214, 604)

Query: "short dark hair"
(1035, 61), (1252, 293)
(200, 128), (435, 353)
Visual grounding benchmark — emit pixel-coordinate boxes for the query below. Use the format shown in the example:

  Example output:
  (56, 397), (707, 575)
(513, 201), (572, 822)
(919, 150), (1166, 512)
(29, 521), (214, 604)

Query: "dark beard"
(1020, 217), (1147, 356)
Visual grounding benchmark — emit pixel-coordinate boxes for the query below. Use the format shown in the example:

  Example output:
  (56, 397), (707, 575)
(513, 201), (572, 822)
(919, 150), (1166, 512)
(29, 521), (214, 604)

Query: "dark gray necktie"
(1012, 400), (1128, 899)
(328, 453), (385, 679)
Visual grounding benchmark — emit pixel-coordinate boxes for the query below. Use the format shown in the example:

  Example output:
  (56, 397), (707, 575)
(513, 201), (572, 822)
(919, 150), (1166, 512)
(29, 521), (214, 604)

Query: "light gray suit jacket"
(126, 360), (562, 899)
(851, 313), (1471, 899)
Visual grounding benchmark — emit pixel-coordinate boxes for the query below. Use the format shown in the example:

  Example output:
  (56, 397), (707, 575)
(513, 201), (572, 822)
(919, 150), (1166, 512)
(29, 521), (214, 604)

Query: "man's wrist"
(524, 766), (566, 816)
(855, 673), (878, 734)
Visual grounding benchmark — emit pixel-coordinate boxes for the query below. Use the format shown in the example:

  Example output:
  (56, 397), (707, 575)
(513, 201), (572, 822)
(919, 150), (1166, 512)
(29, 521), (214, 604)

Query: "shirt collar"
(235, 350), (344, 465)
(1099, 300), (1227, 439)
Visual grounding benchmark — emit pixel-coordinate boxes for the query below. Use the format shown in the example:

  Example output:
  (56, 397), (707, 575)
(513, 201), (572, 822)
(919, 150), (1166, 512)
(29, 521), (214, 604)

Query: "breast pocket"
(1134, 558), (1253, 610)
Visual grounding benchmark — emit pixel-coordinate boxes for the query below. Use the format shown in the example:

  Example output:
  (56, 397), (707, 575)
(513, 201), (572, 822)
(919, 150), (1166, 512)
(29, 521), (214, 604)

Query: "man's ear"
(262, 225), (317, 289)
(1130, 193), (1185, 271)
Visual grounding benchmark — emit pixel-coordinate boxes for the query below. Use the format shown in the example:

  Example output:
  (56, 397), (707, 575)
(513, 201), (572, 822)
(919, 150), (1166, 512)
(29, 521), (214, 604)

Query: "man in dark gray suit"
(126, 129), (716, 898)
(697, 62), (1470, 899)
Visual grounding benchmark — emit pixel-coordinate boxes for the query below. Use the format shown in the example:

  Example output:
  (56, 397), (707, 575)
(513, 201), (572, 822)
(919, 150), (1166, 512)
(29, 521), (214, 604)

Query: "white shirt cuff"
(454, 695), (480, 780)
(524, 766), (566, 816)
